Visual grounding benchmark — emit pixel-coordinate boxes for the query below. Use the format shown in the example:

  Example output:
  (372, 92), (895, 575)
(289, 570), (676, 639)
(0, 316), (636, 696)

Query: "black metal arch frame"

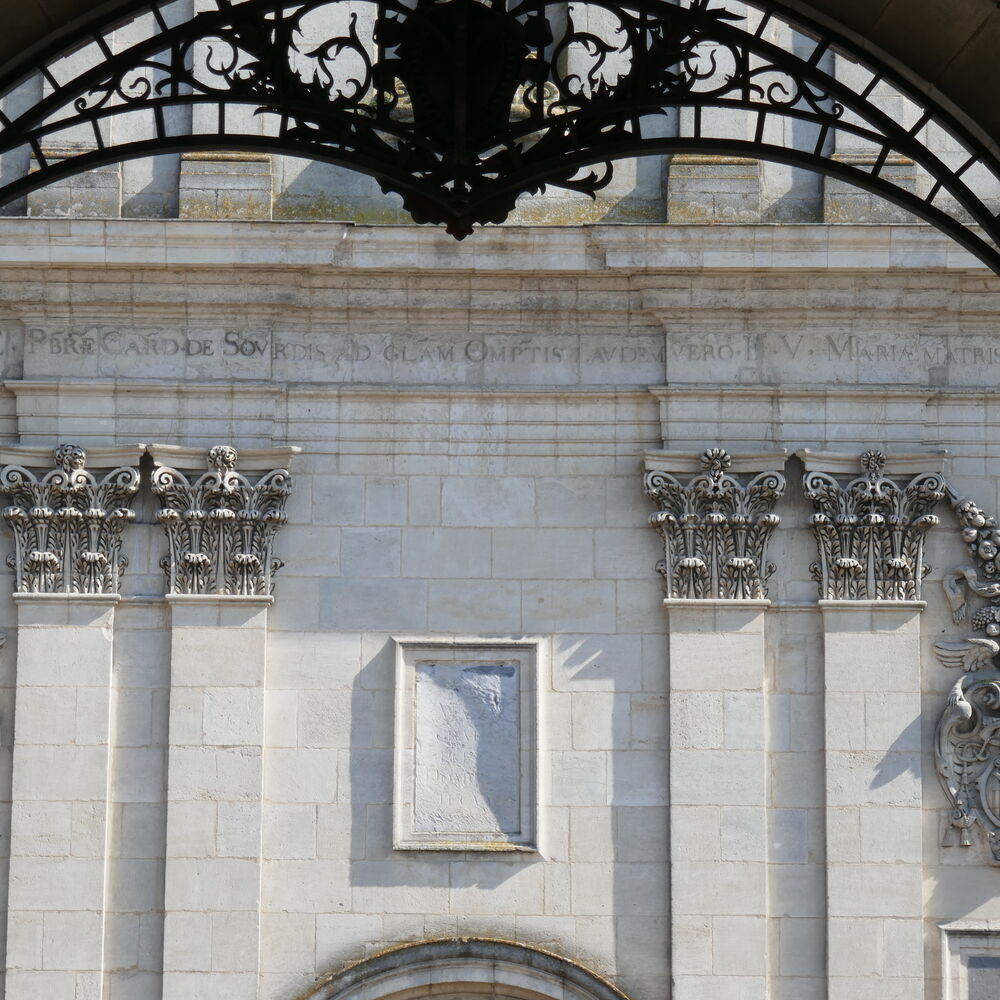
(1, 0), (999, 271)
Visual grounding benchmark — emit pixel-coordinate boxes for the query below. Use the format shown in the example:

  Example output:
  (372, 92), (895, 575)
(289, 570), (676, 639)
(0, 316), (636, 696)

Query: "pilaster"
(645, 446), (786, 1000)
(801, 447), (946, 1000)
(0, 443), (140, 1000)
(820, 600), (925, 1000)
(6, 594), (120, 1000)
(666, 599), (771, 1000)
(152, 444), (293, 1000)
(161, 594), (272, 1000)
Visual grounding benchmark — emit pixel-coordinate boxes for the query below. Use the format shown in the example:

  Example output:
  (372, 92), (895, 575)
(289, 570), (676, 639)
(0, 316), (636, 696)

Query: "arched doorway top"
(302, 938), (631, 1000)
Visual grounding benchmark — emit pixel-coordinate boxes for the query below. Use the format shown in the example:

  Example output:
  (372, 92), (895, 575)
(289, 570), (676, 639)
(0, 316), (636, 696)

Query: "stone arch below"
(305, 939), (631, 1000)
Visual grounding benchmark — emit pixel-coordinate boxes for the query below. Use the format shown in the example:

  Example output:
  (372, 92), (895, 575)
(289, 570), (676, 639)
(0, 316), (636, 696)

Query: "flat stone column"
(666, 599), (770, 1000)
(821, 601), (924, 1000)
(162, 595), (271, 1000)
(6, 594), (119, 1000)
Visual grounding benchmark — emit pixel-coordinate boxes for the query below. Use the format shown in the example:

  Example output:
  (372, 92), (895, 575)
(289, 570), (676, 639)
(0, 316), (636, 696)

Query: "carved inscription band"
(0, 443), (293, 597)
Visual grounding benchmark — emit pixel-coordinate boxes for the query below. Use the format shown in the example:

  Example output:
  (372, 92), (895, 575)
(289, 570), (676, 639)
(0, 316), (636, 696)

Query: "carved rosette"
(0, 444), (139, 594)
(151, 445), (292, 596)
(804, 450), (944, 601)
(643, 448), (785, 600)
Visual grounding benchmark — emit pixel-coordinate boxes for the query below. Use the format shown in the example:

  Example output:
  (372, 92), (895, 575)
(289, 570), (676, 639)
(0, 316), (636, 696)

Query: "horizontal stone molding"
(818, 600), (927, 612)
(662, 598), (771, 610)
(164, 593), (274, 606)
(0, 220), (984, 273)
(798, 448), (950, 476)
(12, 592), (120, 604)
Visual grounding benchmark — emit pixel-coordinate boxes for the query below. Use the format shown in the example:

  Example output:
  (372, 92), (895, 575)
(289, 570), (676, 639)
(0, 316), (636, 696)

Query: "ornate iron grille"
(1, 0), (999, 267)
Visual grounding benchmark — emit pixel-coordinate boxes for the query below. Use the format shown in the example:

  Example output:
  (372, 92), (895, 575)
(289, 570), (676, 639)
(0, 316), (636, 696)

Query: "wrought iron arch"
(2, 0), (1000, 271)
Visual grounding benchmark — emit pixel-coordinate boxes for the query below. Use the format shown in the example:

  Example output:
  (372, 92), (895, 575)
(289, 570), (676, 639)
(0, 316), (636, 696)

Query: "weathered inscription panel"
(413, 663), (520, 836)
(394, 639), (537, 851)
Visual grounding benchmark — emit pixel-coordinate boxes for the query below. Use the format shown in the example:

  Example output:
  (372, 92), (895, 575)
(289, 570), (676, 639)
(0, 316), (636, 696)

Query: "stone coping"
(0, 219), (985, 272)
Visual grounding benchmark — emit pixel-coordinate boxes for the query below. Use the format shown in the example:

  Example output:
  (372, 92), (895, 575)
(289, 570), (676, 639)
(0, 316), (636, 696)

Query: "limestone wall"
(0, 221), (996, 1000)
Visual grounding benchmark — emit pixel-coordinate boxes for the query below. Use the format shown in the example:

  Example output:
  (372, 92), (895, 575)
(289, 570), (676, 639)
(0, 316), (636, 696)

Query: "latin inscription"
(17, 325), (1000, 386)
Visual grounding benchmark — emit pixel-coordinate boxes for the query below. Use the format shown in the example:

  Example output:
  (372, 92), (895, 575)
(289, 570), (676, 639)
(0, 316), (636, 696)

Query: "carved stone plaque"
(394, 639), (537, 851)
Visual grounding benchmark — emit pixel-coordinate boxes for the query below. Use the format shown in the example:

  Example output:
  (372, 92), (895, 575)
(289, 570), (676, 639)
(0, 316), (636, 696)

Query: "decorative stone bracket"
(642, 448), (787, 601)
(800, 449), (947, 601)
(149, 444), (297, 597)
(0, 444), (141, 594)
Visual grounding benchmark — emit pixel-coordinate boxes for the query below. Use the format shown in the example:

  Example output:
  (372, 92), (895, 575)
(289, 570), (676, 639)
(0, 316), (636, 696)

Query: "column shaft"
(6, 595), (119, 1000)
(821, 601), (924, 1000)
(161, 596), (270, 1000)
(667, 600), (770, 1000)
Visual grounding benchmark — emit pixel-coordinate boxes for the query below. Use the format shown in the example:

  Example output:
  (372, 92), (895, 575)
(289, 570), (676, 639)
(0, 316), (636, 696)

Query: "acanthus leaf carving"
(643, 448), (785, 601)
(0, 444), (139, 595)
(804, 449), (944, 601)
(151, 445), (292, 597)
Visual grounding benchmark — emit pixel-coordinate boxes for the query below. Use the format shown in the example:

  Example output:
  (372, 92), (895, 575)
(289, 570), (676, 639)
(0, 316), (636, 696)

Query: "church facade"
(1, 2), (1000, 998)
(0, 216), (996, 1000)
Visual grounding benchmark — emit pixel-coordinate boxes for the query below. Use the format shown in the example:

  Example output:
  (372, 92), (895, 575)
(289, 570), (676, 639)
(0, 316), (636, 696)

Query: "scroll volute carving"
(927, 487), (1000, 861)
(803, 449), (945, 601)
(934, 638), (1000, 860)
(643, 448), (786, 601)
(151, 445), (293, 596)
(0, 443), (140, 594)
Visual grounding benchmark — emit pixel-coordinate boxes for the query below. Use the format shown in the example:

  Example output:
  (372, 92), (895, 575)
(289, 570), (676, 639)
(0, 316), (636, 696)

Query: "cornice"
(0, 220), (985, 273)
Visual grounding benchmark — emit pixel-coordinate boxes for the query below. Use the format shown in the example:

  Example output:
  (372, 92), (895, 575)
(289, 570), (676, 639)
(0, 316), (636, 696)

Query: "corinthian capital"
(150, 444), (296, 597)
(0, 444), (141, 595)
(801, 449), (947, 601)
(643, 448), (787, 601)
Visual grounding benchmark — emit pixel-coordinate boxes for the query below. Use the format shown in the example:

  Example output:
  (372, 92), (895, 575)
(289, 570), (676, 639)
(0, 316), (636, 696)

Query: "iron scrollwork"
(0, 0), (999, 264)
(0, 444), (140, 594)
(803, 450), (944, 601)
(643, 447), (785, 600)
(151, 445), (292, 596)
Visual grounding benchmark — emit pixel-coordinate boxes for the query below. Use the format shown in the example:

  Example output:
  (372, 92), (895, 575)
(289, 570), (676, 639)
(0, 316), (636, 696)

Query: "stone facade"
(0, 219), (998, 1000)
